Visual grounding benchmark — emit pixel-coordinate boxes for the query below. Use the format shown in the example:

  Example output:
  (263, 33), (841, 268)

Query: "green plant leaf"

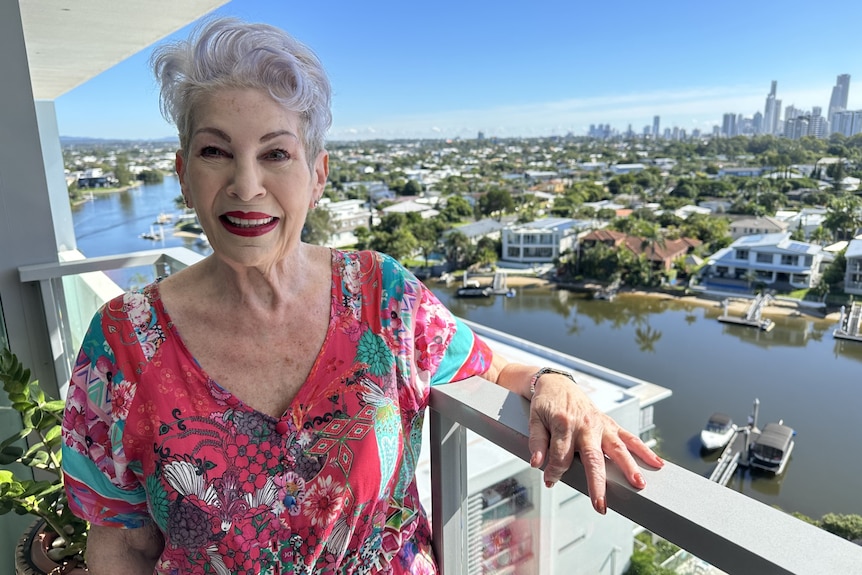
(20, 450), (49, 467)
(43, 400), (66, 412)
(0, 445), (24, 464)
(0, 428), (30, 450)
(43, 426), (61, 443)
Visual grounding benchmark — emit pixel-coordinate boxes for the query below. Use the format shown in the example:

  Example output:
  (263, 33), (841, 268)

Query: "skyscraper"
(763, 81), (778, 135)
(828, 74), (851, 127)
(652, 116), (660, 139)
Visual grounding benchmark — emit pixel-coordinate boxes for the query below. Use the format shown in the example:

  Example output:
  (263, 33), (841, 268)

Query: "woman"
(61, 17), (662, 575)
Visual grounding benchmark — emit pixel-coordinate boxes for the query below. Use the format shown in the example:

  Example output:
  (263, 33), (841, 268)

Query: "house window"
(781, 255), (797, 266)
(756, 253), (772, 264)
(735, 249), (749, 260)
(791, 274), (808, 284)
(716, 266), (728, 277)
(756, 270), (772, 280)
(507, 246), (521, 258)
(804, 256), (813, 266)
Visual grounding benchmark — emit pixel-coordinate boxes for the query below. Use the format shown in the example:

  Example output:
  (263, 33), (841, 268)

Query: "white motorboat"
(700, 412), (736, 451)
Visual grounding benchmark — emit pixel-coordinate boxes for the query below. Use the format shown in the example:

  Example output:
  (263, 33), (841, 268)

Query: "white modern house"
(501, 217), (590, 265)
(317, 198), (374, 247)
(701, 232), (832, 290)
(843, 238), (862, 296)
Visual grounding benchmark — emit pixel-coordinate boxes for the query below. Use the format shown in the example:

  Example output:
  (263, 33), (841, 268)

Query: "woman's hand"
(528, 372), (664, 514)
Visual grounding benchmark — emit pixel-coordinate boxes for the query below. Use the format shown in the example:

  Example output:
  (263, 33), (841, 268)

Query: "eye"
(263, 148), (290, 161)
(200, 146), (228, 158)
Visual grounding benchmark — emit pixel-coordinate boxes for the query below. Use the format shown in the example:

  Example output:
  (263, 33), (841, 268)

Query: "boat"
(700, 412), (737, 451)
(456, 285), (492, 298)
(749, 421), (795, 474)
(456, 271), (492, 298)
(154, 211), (175, 225)
(139, 225), (164, 241)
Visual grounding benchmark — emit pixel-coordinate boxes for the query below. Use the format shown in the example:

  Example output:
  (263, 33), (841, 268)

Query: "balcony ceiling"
(20, 0), (229, 100)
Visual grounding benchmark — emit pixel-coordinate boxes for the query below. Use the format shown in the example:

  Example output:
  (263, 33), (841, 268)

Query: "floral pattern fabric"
(62, 250), (492, 574)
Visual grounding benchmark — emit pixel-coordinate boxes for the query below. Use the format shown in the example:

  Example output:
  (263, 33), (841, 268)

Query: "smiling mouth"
(222, 215), (276, 228)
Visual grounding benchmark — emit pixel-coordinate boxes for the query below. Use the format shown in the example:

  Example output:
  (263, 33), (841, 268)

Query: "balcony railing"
(18, 247), (862, 574)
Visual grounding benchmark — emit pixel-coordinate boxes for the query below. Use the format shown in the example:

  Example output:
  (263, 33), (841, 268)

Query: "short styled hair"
(151, 17), (331, 168)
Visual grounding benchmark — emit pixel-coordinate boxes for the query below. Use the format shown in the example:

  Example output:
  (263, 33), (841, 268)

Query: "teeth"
(225, 215), (274, 227)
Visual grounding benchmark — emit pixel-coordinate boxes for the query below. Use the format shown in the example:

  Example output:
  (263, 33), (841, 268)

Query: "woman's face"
(176, 88), (328, 271)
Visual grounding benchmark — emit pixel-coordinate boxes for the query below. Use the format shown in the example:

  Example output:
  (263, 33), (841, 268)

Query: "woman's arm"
(481, 353), (664, 515)
(85, 524), (165, 575)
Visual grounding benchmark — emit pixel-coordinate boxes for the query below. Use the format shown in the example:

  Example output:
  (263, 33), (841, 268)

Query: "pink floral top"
(61, 250), (492, 574)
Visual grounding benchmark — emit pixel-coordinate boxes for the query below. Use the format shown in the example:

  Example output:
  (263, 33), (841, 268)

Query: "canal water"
(72, 178), (862, 521)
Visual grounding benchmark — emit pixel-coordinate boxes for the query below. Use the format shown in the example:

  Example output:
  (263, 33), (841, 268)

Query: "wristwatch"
(529, 367), (576, 396)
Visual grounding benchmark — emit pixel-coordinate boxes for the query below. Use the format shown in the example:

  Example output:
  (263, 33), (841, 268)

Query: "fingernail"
(530, 452), (541, 468)
(594, 496), (607, 515)
(634, 473), (646, 488)
(545, 480), (555, 488)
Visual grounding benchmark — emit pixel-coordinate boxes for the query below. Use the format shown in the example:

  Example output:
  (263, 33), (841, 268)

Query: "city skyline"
(53, 0), (862, 142)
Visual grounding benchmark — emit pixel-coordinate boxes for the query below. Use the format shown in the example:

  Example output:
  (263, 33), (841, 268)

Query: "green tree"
(440, 195), (474, 222)
(820, 251), (846, 294)
(302, 206), (336, 246)
(403, 179), (423, 196)
(138, 170), (164, 184)
(478, 188), (515, 221)
(114, 154), (132, 186)
(443, 230), (471, 269)
(369, 227), (417, 261)
(819, 513), (862, 541)
(473, 236), (499, 267)
(824, 195), (862, 241)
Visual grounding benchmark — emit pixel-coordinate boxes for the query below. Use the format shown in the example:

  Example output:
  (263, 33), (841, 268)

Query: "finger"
(528, 406), (551, 469)
(578, 441), (608, 514)
(618, 427), (664, 469)
(541, 410), (577, 486)
(603, 434), (647, 490)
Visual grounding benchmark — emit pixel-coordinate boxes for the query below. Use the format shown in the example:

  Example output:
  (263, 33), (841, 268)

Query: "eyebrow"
(192, 127), (299, 143)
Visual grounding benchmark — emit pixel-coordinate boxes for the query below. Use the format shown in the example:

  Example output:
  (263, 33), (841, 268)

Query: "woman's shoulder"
(336, 249), (419, 285)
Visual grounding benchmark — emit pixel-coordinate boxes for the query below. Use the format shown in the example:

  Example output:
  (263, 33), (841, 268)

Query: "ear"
(310, 150), (329, 207)
(175, 151), (192, 208)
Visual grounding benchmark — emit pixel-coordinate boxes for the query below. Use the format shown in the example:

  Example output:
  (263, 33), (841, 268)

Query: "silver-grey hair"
(151, 17), (331, 168)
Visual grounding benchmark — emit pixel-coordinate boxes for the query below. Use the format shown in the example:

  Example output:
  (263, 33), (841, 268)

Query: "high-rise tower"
(763, 81), (779, 135)
(652, 116), (660, 139)
(828, 74), (851, 127)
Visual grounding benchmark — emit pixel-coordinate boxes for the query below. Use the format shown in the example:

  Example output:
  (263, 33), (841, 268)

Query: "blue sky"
(55, 0), (862, 142)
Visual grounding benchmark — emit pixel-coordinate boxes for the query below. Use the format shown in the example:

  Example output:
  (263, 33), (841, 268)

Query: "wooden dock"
(833, 302), (862, 341)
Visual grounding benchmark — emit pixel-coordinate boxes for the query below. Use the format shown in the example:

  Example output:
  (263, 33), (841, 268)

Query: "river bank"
(443, 272), (841, 323)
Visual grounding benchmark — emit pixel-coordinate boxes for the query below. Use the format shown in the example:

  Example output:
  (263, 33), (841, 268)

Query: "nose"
(226, 157), (265, 201)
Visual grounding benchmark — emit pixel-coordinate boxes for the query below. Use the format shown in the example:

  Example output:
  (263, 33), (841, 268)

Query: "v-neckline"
(148, 249), (340, 422)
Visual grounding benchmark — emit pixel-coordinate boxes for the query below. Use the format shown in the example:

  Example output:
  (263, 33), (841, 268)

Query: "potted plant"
(0, 348), (88, 573)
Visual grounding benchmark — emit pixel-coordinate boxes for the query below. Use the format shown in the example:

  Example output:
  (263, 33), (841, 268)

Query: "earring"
(313, 199), (320, 208)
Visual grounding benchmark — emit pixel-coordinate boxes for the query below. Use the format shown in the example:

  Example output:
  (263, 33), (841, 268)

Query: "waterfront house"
(500, 217), (589, 266)
(580, 230), (702, 273)
(843, 238), (862, 296)
(3, 4), (861, 573)
(701, 232), (832, 291)
(317, 198), (375, 248)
